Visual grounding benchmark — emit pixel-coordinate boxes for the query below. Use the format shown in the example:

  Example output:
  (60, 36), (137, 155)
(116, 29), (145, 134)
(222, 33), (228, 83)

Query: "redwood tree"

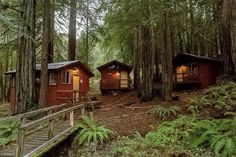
(68, 0), (77, 61)
(161, 8), (173, 101)
(39, 0), (51, 108)
(16, 0), (36, 113)
(140, 0), (154, 101)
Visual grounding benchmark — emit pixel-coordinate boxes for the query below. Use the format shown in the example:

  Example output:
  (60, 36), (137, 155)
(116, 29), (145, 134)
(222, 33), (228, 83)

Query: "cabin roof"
(174, 53), (222, 65)
(5, 60), (94, 77)
(97, 60), (132, 72)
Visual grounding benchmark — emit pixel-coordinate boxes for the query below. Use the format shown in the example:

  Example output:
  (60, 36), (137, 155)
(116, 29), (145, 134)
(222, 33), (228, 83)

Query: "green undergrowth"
(0, 103), (10, 118)
(71, 114), (112, 156)
(111, 114), (236, 157)
(0, 120), (19, 146)
(187, 81), (236, 117)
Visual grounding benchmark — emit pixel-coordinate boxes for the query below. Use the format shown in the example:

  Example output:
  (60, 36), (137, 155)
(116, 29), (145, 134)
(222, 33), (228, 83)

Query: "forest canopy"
(0, 0), (235, 112)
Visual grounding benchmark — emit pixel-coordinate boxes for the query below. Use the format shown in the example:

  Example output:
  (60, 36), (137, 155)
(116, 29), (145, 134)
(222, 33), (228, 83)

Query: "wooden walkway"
(0, 103), (84, 157)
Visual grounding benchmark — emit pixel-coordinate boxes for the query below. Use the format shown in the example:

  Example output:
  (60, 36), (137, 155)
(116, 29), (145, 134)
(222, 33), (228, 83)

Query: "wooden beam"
(0, 103), (67, 123)
(70, 111), (74, 126)
(16, 128), (25, 157)
(21, 104), (84, 130)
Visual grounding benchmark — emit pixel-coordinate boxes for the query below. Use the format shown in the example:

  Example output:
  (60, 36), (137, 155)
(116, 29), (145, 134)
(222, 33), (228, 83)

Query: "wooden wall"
(8, 65), (91, 112)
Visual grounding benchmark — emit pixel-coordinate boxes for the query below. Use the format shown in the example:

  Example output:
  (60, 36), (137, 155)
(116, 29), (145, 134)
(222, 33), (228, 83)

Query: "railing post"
(81, 106), (85, 117)
(16, 117), (26, 157)
(48, 110), (53, 140)
(70, 110), (74, 126)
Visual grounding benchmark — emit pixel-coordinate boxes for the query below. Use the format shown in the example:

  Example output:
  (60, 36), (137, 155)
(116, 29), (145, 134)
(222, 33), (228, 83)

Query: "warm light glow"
(116, 72), (120, 76)
(73, 68), (79, 74)
(176, 65), (189, 73)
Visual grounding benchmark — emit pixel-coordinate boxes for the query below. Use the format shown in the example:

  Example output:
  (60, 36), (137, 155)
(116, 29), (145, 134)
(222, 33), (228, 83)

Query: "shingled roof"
(5, 60), (94, 77)
(174, 53), (222, 65)
(97, 60), (132, 72)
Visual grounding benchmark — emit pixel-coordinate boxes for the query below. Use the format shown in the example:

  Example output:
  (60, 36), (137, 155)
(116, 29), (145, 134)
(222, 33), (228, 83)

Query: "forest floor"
(91, 89), (203, 136)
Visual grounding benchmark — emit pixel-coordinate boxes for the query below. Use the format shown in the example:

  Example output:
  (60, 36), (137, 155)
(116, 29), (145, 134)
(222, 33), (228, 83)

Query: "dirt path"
(92, 92), (159, 136)
(91, 90), (203, 136)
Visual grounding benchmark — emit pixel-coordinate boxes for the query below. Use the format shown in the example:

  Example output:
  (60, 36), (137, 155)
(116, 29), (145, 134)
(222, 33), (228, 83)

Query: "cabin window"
(61, 70), (71, 84)
(49, 73), (57, 85)
(176, 63), (197, 82)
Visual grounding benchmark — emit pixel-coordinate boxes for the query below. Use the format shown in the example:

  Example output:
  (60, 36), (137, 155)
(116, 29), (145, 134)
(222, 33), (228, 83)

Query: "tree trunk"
(85, 0), (89, 65)
(68, 0), (77, 61)
(221, 0), (233, 74)
(133, 27), (140, 89)
(48, 0), (55, 63)
(140, 0), (154, 101)
(39, 0), (51, 108)
(16, 0), (36, 114)
(161, 10), (173, 101)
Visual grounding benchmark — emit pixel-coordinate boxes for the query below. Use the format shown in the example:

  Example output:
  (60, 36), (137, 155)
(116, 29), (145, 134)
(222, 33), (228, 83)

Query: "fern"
(74, 115), (112, 145)
(151, 105), (181, 120)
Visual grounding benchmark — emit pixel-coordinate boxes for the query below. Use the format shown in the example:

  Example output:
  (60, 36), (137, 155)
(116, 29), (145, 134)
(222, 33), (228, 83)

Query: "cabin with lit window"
(173, 53), (222, 88)
(5, 61), (94, 112)
(97, 60), (132, 94)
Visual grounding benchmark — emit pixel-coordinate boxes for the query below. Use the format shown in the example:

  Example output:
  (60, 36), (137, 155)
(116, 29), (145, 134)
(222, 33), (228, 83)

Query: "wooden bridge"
(0, 103), (85, 157)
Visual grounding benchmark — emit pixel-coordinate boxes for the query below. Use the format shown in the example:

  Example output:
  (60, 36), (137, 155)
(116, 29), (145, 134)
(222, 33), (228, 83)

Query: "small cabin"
(97, 60), (132, 94)
(6, 61), (94, 112)
(173, 53), (222, 88)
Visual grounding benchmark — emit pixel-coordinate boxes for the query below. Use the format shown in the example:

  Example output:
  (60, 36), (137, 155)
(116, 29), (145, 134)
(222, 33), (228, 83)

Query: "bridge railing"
(0, 103), (67, 123)
(16, 103), (84, 157)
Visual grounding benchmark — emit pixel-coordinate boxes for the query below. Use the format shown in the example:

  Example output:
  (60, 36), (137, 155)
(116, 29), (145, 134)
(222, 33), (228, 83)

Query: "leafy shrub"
(0, 120), (20, 146)
(151, 105), (181, 120)
(74, 115), (112, 145)
(192, 117), (236, 157)
(112, 132), (161, 157)
(112, 114), (236, 157)
(186, 81), (236, 116)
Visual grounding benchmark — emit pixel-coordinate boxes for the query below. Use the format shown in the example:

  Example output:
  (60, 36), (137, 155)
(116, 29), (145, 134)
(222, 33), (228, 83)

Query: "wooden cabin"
(5, 61), (94, 112)
(97, 60), (132, 94)
(173, 53), (222, 88)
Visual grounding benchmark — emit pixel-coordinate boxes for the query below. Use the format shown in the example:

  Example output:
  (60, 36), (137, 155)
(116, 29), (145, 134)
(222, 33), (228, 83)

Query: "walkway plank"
(0, 117), (80, 157)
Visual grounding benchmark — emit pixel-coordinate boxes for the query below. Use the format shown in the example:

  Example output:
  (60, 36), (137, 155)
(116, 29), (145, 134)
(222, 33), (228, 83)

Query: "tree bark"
(48, 0), (54, 63)
(140, 0), (154, 101)
(16, 0), (36, 114)
(39, 0), (51, 108)
(221, 0), (233, 74)
(68, 0), (77, 61)
(161, 10), (173, 101)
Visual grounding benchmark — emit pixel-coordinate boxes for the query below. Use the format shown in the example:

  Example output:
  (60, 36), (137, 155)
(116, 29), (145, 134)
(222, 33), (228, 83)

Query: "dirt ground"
(90, 89), (203, 136)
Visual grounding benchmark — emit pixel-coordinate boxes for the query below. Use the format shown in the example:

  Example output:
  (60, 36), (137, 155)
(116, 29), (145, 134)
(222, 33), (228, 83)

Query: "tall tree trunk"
(221, 0), (233, 74)
(140, 0), (154, 101)
(133, 27), (140, 89)
(85, 0), (89, 65)
(161, 10), (173, 101)
(68, 0), (77, 61)
(39, 0), (51, 108)
(16, 0), (36, 114)
(48, 0), (55, 63)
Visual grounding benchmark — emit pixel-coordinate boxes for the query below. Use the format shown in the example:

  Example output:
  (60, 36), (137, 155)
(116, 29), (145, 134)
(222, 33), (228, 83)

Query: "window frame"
(61, 70), (71, 84)
(49, 72), (57, 86)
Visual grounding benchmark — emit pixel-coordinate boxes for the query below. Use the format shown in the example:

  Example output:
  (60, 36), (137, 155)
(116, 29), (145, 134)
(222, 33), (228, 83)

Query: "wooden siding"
(8, 65), (91, 111)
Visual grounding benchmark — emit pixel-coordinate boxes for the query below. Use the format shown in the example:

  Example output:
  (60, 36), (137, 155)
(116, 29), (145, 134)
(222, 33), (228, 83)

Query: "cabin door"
(120, 71), (128, 88)
(73, 75), (80, 98)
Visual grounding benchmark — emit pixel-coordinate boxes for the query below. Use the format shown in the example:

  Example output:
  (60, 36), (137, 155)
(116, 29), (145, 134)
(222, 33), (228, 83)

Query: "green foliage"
(0, 120), (19, 146)
(151, 105), (181, 120)
(187, 81), (236, 116)
(74, 115), (112, 146)
(112, 114), (236, 157)
(112, 132), (161, 157)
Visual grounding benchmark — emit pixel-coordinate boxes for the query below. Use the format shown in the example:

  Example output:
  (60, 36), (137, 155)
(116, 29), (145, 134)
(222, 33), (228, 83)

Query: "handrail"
(0, 103), (67, 123)
(21, 104), (83, 130)
(16, 103), (85, 157)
